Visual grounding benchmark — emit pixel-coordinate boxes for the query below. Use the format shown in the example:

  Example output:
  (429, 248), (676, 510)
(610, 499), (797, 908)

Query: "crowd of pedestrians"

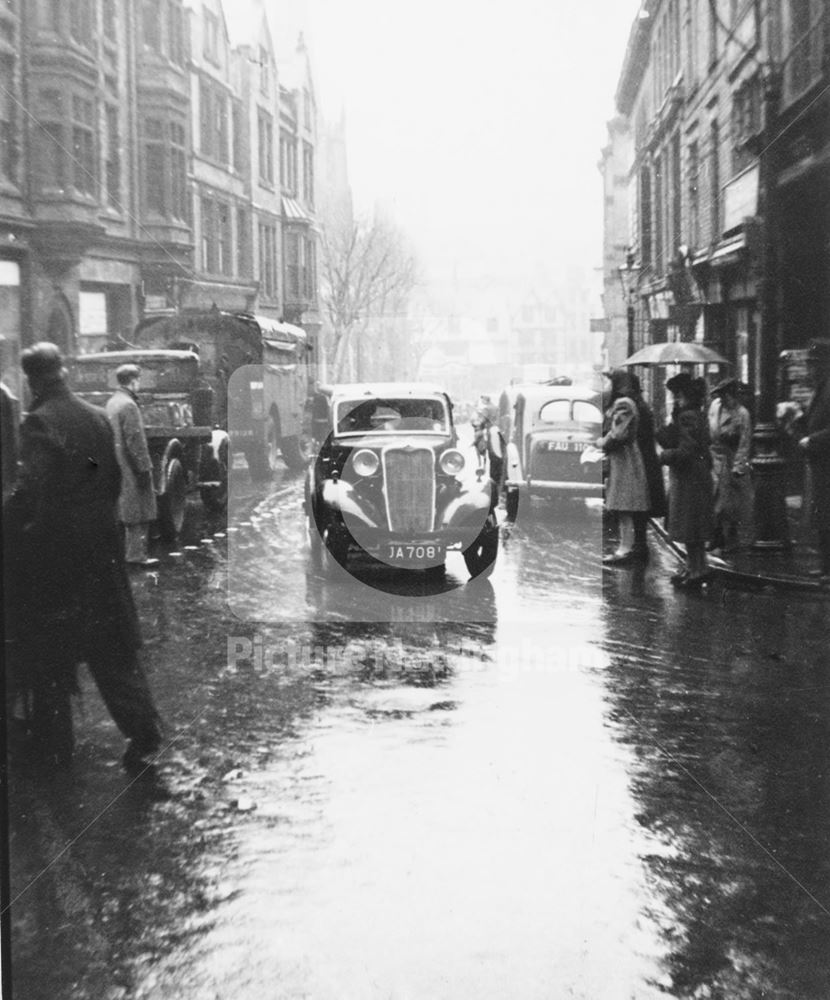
(599, 337), (830, 589)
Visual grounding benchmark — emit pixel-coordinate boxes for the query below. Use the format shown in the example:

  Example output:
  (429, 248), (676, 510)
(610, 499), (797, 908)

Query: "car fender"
(440, 484), (492, 530)
(321, 478), (381, 529)
(158, 438), (184, 492)
(505, 440), (522, 486)
(208, 427), (229, 462)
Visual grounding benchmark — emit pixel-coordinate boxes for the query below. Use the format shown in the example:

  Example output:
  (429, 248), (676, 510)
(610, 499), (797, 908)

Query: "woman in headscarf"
(656, 373), (714, 589)
(597, 369), (651, 565)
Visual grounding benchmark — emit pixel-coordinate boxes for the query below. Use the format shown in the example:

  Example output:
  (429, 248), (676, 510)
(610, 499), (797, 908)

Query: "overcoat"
(106, 387), (157, 524)
(656, 406), (714, 545)
(3, 382), (142, 663)
(708, 397), (753, 527)
(598, 396), (650, 512)
(634, 397), (667, 518)
(803, 374), (830, 533)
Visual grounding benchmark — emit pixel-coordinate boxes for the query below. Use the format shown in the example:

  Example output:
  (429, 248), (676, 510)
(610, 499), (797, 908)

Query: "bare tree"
(319, 208), (417, 380)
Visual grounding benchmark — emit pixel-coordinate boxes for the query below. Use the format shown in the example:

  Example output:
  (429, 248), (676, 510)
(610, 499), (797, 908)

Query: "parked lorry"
(132, 310), (313, 479)
(68, 349), (229, 541)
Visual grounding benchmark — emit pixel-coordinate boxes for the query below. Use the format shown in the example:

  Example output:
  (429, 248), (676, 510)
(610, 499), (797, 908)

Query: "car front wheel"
(463, 513), (499, 579)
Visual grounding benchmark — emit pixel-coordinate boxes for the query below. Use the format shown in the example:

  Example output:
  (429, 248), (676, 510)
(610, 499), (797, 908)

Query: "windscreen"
(335, 397), (449, 435)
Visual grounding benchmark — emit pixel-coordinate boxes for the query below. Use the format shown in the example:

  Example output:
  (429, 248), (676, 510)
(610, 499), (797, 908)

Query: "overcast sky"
(261, 0), (641, 287)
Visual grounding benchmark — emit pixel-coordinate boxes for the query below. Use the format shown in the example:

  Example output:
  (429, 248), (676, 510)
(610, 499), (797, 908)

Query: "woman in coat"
(707, 376), (753, 552)
(656, 373), (714, 589)
(597, 373), (651, 565)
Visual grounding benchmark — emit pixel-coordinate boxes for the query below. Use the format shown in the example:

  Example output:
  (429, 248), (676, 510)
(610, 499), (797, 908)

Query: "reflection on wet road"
(8, 472), (830, 999)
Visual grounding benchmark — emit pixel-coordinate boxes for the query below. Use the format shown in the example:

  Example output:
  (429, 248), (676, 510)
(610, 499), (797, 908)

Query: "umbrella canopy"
(622, 342), (729, 366)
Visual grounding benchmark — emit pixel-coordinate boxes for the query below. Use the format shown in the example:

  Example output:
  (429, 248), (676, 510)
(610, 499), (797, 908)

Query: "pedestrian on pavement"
(656, 373), (714, 590)
(472, 399), (505, 492)
(708, 376), (754, 553)
(598, 370), (651, 566)
(4, 342), (163, 771)
(1, 376), (18, 499)
(615, 369), (666, 562)
(798, 338), (830, 583)
(106, 363), (158, 567)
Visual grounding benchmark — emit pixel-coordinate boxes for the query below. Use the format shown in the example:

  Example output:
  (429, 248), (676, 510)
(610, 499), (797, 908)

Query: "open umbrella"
(622, 342), (729, 366)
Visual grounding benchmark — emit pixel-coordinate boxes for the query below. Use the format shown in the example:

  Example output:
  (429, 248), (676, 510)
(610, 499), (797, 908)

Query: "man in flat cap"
(799, 339), (830, 582)
(106, 363), (158, 567)
(4, 342), (162, 770)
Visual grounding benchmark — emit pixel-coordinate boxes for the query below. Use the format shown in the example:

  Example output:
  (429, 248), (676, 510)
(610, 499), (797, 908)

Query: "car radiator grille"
(383, 448), (435, 532)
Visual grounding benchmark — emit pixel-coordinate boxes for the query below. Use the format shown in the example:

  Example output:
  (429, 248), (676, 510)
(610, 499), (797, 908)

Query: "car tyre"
(463, 513), (499, 579)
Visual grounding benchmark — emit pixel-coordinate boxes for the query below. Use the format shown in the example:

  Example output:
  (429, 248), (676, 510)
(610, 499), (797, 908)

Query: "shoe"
(603, 551), (635, 566)
(128, 558), (160, 569)
(122, 741), (160, 774)
(675, 573), (712, 592)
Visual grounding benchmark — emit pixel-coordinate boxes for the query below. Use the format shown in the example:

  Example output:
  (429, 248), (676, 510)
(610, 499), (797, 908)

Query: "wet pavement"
(6, 466), (830, 999)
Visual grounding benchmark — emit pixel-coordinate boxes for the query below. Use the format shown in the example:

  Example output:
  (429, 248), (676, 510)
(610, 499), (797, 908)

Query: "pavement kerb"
(648, 518), (826, 594)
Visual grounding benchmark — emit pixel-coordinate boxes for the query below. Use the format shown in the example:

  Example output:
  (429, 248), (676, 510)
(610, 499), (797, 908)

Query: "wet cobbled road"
(7, 463), (830, 999)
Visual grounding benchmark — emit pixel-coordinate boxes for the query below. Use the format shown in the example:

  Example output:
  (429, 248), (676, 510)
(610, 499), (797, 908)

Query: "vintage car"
(305, 383), (499, 577)
(501, 382), (604, 516)
(68, 349), (229, 540)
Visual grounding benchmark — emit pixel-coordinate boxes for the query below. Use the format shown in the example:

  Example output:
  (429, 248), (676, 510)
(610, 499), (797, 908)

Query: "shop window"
(103, 0), (116, 40)
(217, 201), (232, 275)
(258, 110), (274, 184)
(258, 221), (278, 298)
(35, 90), (64, 191)
(201, 197), (216, 272)
(170, 121), (187, 221)
(105, 105), (120, 208)
(145, 119), (165, 214)
(302, 142), (314, 207)
(72, 95), (96, 197)
(0, 54), (16, 184)
(69, 0), (93, 47)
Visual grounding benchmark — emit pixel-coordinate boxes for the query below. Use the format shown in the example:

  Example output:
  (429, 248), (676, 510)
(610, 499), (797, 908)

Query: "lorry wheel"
(281, 433), (311, 471)
(463, 513), (499, 579)
(200, 448), (228, 513)
(245, 444), (272, 483)
(158, 457), (187, 542)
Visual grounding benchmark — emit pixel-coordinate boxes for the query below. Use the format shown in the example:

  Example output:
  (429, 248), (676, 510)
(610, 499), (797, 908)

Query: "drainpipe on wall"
(750, 68), (790, 549)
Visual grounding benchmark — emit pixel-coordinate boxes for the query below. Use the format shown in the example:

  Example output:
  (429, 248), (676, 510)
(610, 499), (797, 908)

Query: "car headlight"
(439, 449), (465, 475)
(352, 449), (380, 477)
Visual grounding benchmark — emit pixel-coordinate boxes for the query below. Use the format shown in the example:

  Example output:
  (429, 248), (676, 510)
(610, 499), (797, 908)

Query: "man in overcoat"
(4, 343), (162, 770)
(106, 363), (158, 566)
(799, 339), (830, 582)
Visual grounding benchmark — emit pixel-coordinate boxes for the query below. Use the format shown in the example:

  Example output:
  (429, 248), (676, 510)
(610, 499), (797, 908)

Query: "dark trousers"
(633, 511), (650, 553)
(16, 639), (161, 766)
